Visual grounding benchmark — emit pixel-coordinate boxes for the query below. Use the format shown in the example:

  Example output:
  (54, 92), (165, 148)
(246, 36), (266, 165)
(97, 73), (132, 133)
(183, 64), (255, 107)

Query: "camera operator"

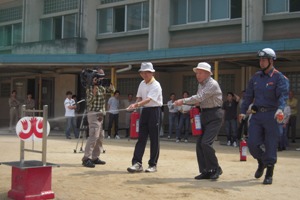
(81, 67), (115, 168)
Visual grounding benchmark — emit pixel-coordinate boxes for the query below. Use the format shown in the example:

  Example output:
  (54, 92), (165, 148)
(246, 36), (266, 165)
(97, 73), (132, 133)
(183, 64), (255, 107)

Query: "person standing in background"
(237, 90), (248, 141)
(107, 90), (121, 139)
(24, 92), (35, 116)
(64, 91), (79, 139)
(222, 92), (240, 147)
(176, 91), (192, 143)
(167, 93), (179, 139)
(8, 90), (20, 132)
(287, 91), (298, 143)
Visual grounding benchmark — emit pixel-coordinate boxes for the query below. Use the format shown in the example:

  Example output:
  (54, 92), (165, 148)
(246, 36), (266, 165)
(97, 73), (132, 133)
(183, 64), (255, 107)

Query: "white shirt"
(167, 100), (178, 113)
(136, 79), (163, 107)
(64, 98), (75, 117)
(108, 96), (120, 114)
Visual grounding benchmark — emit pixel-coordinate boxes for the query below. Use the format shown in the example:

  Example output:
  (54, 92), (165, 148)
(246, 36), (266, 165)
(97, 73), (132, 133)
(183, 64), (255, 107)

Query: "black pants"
(107, 113), (119, 137)
(196, 108), (223, 173)
(287, 115), (297, 141)
(132, 107), (161, 167)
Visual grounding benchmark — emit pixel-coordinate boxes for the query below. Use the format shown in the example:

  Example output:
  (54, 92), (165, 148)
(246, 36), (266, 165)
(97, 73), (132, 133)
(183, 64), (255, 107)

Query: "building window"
(44, 0), (78, 14)
(0, 6), (22, 23)
(40, 14), (77, 41)
(117, 78), (141, 96)
(127, 2), (149, 31)
(266, 0), (300, 14)
(0, 83), (11, 97)
(97, 1), (149, 34)
(218, 74), (235, 96)
(0, 23), (22, 47)
(171, 0), (206, 25)
(171, 0), (241, 25)
(183, 76), (198, 95)
(100, 0), (125, 4)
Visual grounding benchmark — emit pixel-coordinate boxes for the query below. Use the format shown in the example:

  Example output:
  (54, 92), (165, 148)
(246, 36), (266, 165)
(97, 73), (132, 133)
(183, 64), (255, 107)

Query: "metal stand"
(74, 109), (88, 153)
(1, 105), (58, 200)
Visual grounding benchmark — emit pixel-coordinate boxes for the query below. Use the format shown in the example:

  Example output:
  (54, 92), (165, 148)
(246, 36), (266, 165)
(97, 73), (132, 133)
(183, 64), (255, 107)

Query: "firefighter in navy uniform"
(239, 48), (289, 184)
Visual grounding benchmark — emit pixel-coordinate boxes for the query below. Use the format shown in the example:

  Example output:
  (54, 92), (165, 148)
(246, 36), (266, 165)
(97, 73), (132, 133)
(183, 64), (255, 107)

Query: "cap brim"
(138, 69), (155, 72)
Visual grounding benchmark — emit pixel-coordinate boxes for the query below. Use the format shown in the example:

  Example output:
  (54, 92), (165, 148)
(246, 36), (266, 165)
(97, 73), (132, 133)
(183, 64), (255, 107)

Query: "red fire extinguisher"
(130, 111), (140, 139)
(240, 139), (247, 161)
(190, 107), (202, 136)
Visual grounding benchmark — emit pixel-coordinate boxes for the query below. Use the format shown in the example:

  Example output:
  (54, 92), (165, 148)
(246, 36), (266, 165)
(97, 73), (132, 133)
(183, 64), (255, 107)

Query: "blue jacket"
(241, 67), (289, 114)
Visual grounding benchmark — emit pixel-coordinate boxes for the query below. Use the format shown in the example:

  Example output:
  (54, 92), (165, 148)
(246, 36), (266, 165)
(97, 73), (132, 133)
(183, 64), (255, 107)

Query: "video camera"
(80, 68), (111, 88)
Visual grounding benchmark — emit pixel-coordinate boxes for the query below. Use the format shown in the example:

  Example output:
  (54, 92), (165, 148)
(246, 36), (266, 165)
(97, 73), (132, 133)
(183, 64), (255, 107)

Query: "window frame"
(171, 0), (241, 26)
(265, 0), (300, 14)
(40, 13), (78, 41)
(97, 1), (149, 35)
(0, 22), (22, 47)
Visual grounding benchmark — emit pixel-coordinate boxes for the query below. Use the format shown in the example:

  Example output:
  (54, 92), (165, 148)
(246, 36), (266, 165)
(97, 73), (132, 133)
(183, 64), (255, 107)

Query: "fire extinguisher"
(130, 110), (140, 139)
(190, 107), (202, 136)
(239, 139), (247, 161)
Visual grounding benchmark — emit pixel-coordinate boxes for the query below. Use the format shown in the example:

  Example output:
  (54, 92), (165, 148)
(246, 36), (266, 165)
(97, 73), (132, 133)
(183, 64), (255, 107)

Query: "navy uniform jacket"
(241, 67), (289, 114)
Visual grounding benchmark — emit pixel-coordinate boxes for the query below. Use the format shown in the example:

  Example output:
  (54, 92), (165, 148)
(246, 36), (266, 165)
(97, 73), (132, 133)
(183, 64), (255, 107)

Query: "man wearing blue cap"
(239, 48), (289, 184)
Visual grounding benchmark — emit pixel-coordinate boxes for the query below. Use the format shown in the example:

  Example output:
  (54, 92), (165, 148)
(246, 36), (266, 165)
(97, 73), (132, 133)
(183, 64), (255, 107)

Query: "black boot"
(255, 159), (266, 178)
(263, 165), (274, 185)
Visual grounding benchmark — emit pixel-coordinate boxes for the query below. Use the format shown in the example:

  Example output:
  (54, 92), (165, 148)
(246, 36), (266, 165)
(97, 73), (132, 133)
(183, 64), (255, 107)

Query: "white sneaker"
(233, 141), (237, 147)
(296, 148), (300, 151)
(115, 135), (120, 139)
(176, 139), (180, 143)
(127, 162), (143, 173)
(145, 166), (157, 173)
(107, 136), (111, 139)
(227, 141), (231, 146)
(167, 136), (171, 139)
(184, 139), (188, 143)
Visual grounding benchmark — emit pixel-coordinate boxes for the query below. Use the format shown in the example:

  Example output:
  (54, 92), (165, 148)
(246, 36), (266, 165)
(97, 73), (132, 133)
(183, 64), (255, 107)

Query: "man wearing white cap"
(174, 62), (223, 180)
(127, 62), (163, 173)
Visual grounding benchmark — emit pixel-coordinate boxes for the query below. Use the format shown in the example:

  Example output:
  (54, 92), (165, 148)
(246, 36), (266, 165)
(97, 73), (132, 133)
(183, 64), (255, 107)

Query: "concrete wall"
(169, 25), (242, 48)
(81, 0), (98, 53)
(23, 0), (43, 42)
(13, 38), (87, 54)
(96, 34), (148, 54)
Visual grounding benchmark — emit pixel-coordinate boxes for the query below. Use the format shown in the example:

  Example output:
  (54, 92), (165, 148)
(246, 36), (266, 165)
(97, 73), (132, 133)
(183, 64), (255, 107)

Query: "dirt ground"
(0, 133), (300, 200)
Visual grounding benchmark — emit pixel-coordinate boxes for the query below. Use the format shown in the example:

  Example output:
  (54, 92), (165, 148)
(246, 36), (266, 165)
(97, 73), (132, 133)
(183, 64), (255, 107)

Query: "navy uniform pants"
(248, 111), (279, 165)
(132, 107), (161, 167)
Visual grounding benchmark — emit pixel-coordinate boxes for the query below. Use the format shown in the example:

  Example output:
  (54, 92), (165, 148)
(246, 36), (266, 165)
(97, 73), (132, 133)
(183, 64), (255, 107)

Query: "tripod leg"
(80, 131), (85, 152)
(74, 109), (86, 153)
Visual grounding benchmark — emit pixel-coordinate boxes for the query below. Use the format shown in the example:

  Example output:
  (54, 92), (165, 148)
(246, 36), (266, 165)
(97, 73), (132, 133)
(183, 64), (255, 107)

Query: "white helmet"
(257, 48), (276, 60)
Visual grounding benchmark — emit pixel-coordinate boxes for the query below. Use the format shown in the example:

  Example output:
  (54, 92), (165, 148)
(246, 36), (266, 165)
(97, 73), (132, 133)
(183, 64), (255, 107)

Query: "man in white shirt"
(127, 62), (163, 173)
(64, 91), (79, 139)
(107, 90), (121, 139)
(167, 93), (179, 139)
